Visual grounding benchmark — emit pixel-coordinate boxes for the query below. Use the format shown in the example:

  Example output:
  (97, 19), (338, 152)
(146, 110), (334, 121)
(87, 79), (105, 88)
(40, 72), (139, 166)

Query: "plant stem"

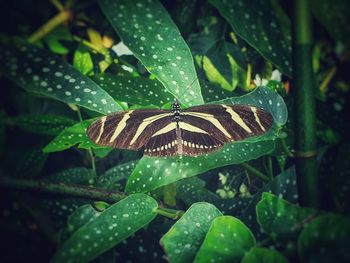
(319, 66), (337, 94)
(156, 207), (184, 220)
(292, 0), (320, 207)
(281, 138), (294, 157)
(241, 163), (269, 182)
(28, 10), (72, 43)
(0, 176), (126, 203)
(267, 156), (273, 180)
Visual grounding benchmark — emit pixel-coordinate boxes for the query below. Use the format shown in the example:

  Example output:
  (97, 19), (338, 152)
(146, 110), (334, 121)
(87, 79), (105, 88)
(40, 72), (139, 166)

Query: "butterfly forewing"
(87, 104), (274, 157)
(87, 109), (172, 150)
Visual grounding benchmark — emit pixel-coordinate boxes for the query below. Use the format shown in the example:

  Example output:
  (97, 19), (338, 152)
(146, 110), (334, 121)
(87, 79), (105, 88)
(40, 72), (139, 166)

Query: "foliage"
(0, 0), (349, 262)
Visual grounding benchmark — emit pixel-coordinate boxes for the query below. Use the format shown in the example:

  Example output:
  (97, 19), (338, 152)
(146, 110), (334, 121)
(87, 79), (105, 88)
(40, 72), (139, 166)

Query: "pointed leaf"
(160, 202), (222, 263)
(52, 194), (158, 263)
(209, 0), (292, 76)
(98, 0), (204, 106)
(0, 42), (122, 114)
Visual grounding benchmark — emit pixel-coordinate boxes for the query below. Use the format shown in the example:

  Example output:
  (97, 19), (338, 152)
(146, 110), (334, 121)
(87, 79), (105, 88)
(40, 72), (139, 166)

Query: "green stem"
(281, 138), (294, 157)
(156, 207), (184, 220)
(267, 156), (273, 180)
(28, 10), (71, 43)
(0, 176), (126, 203)
(241, 163), (269, 182)
(76, 107), (96, 175)
(292, 0), (320, 207)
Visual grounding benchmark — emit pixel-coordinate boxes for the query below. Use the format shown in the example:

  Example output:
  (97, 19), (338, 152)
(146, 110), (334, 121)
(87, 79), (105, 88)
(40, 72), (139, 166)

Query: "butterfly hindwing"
(183, 104), (273, 142)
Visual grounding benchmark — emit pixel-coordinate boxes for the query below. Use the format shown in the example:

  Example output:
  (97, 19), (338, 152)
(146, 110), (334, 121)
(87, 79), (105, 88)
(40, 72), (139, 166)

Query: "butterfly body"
(87, 102), (273, 157)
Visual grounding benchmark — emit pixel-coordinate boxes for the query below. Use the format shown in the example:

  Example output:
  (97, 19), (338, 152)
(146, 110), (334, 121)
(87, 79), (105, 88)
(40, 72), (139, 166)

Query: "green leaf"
(52, 193), (158, 263)
(73, 46), (94, 76)
(97, 160), (137, 189)
(43, 26), (72, 55)
(160, 202), (223, 263)
(312, 0), (350, 48)
(67, 204), (102, 235)
(194, 216), (256, 263)
(209, 0), (292, 76)
(256, 192), (317, 241)
(98, 0), (204, 106)
(43, 119), (111, 153)
(297, 214), (350, 263)
(93, 74), (175, 107)
(239, 166), (298, 240)
(241, 247), (289, 263)
(4, 114), (75, 136)
(0, 42), (122, 114)
(125, 87), (287, 193)
(44, 167), (96, 185)
(14, 147), (48, 178)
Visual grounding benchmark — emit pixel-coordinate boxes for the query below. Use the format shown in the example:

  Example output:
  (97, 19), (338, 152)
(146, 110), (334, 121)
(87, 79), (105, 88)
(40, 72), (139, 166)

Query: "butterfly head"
(171, 101), (181, 112)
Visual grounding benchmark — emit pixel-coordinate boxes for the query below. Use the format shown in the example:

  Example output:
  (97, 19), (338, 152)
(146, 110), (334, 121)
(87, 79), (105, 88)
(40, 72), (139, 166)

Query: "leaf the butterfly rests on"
(87, 103), (273, 157)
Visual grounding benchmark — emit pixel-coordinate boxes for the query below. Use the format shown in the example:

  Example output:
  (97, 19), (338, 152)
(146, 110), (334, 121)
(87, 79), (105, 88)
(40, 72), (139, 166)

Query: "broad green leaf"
(0, 42), (122, 114)
(194, 216), (256, 263)
(52, 194), (158, 263)
(125, 87), (287, 193)
(43, 119), (111, 152)
(209, 0), (292, 76)
(98, 0), (204, 106)
(4, 114), (75, 136)
(256, 192), (317, 241)
(312, 0), (350, 47)
(240, 166), (298, 240)
(200, 80), (235, 103)
(97, 160), (138, 189)
(298, 214), (350, 263)
(160, 202), (223, 263)
(73, 46), (94, 76)
(241, 247), (289, 263)
(44, 167), (95, 185)
(93, 74), (175, 107)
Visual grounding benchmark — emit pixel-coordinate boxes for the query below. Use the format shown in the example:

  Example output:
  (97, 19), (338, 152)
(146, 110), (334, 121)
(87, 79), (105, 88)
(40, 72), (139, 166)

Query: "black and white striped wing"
(87, 109), (173, 150)
(179, 104), (274, 155)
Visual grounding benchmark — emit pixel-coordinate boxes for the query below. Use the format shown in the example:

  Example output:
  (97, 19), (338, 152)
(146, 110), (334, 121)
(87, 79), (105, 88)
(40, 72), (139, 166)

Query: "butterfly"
(87, 101), (273, 157)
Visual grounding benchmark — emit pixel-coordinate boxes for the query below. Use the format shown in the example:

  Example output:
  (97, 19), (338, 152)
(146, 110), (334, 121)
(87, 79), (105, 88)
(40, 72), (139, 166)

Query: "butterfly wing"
(87, 109), (172, 150)
(182, 104), (273, 143)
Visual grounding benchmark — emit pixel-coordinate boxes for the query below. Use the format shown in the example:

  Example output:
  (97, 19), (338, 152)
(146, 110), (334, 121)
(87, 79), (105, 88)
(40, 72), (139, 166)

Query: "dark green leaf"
(0, 43), (122, 114)
(160, 202), (222, 263)
(298, 214), (350, 263)
(256, 192), (317, 241)
(44, 167), (96, 185)
(93, 74), (175, 107)
(67, 204), (102, 235)
(194, 216), (256, 263)
(209, 0), (292, 76)
(98, 0), (204, 106)
(52, 194), (158, 263)
(241, 247), (289, 263)
(4, 114), (75, 136)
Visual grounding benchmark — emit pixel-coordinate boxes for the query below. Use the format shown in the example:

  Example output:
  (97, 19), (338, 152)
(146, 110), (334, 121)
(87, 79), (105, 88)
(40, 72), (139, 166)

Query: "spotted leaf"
(160, 202), (222, 263)
(51, 194), (158, 263)
(0, 42), (122, 114)
(209, 0), (292, 76)
(98, 0), (204, 106)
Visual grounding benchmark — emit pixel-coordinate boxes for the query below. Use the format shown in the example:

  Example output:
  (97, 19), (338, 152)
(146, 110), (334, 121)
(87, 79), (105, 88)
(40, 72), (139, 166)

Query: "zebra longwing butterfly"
(87, 102), (273, 157)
